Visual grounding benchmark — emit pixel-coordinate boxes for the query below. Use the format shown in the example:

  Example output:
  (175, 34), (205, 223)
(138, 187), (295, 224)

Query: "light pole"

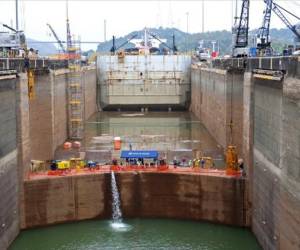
(212, 41), (216, 53)
(202, 0), (204, 33)
(104, 19), (107, 42)
(15, 0), (19, 31)
(186, 12), (189, 52)
(15, 0), (20, 46)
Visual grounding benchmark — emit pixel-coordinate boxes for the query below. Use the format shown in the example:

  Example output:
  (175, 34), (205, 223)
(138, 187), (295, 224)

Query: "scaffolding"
(67, 38), (84, 140)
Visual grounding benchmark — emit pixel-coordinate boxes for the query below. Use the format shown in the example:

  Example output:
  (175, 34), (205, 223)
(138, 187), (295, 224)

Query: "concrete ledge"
(199, 67), (227, 75)
(0, 75), (16, 80)
(53, 69), (70, 76)
(22, 172), (247, 229)
(82, 65), (96, 71)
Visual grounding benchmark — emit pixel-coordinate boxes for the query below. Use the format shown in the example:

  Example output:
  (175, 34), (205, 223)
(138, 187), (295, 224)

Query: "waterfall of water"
(111, 171), (122, 222)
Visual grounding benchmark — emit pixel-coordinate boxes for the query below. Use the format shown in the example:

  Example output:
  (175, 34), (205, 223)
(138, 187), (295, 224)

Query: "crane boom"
(46, 24), (66, 53)
(2, 24), (18, 33)
(272, 2), (300, 39)
(257, 0), (272, 50)
(235, 0), (250, 48)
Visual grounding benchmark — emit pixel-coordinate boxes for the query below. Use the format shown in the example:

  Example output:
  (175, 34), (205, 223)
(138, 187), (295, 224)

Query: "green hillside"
(97, 27), (295, 55)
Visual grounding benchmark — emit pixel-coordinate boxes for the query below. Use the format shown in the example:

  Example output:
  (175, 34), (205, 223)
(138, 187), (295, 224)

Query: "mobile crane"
(232, 0), (250, 57)
(257, 0), (300, 55)
(46, 23), (66, 53)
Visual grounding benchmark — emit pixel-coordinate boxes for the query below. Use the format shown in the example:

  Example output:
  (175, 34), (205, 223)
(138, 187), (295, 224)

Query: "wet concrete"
(22, 171), (246, 229)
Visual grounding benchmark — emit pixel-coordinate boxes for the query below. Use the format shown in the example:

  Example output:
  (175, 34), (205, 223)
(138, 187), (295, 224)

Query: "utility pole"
(66, 0), (72, 49)
(186, 12), (189, 34)
(15, 0), (19, 31)
(186, 12), (189, 52)
(202, 0), (204, 33)
(15, 0), (20, 46)
(234, 0), (238, 26)
(212, 40), (216, 52)
(104, 19), (107, 42)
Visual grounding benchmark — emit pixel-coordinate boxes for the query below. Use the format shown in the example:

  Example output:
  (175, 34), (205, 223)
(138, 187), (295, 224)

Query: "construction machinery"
(46, 23), (66, 53)
(257, 0), (300, 55)
(232, 0), (250, 57)
(46, 23), (80, 60)
(0, 24), (27, 58)
(256, 0), (273, 55)
(271, 1), (300, 52)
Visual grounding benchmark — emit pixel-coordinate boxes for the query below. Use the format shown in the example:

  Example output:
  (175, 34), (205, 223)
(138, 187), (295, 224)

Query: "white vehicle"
(197, 48), (211, 62)
(292, 50), (300, 55)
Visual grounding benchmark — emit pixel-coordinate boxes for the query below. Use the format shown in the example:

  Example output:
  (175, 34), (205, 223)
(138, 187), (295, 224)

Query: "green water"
(10, 219), (261, 250)
(55, 111), (225, 166)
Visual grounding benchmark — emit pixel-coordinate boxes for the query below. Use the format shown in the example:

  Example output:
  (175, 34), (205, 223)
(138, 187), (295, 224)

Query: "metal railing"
(0, 58), (68, 72)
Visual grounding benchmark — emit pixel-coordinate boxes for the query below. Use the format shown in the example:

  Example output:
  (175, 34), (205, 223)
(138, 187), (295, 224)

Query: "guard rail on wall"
(0, 58), (69, 72)
(212, 56), (299, 76)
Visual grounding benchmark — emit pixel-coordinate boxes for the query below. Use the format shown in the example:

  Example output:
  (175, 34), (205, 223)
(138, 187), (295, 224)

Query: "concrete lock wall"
(252, 76), (300, 250)
(22, 172), (246, 229)
(0, 66), (96, 248)
(190, 66), (244, 157)
(83, 67), (97, 120)
(0, 75), (19, 249)
(97, 55), (191, 110)
(29, 67), (97, 161)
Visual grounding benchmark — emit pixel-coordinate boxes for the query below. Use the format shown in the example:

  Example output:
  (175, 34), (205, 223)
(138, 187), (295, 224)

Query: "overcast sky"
(0, 0), (299, 50)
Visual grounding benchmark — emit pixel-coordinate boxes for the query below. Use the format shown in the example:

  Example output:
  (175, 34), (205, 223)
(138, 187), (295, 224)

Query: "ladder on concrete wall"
(67, 41), (84, 140)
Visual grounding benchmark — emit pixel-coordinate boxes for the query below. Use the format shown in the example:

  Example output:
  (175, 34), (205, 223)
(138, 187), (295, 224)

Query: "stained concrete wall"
(52, 71), (68, 151)
(22, 172), (246, 229)
(0, 76), (17, 157)
(83, 67), (97, 120)
(1, 67), (96, 248)
(29, 71), (55, 161)
(190, 66), (244, 157)
(29, 67), (96, 161)
(97, 55), (191, 110)
(0, 75), (19, 249)
(252, 76), (300, 250)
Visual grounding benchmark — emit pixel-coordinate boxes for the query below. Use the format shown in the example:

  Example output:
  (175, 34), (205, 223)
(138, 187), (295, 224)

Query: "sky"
(0, 0), (299, 50)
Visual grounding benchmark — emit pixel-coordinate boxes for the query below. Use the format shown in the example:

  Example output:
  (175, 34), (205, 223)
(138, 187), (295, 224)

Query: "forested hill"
(96, 27), (294, 55)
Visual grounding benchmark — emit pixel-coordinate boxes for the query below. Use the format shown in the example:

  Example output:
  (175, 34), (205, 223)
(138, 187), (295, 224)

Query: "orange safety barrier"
(225, 169), (241, 176)
(158, 165), (169, 171)
(47, 170), (62, 176)
(114, 137), (121, 150)
(110, 165), (122, 171)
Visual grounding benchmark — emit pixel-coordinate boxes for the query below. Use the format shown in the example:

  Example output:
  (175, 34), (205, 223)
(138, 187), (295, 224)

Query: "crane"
(2, 23), (27, 52)
(46, 23), (66, 53)
(271, 1), (300, 51)
(257, 0), (272, 54)
(232, 0), (250, 57)
(257, 0), (300, 54)
(3, 24), (17, 33)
